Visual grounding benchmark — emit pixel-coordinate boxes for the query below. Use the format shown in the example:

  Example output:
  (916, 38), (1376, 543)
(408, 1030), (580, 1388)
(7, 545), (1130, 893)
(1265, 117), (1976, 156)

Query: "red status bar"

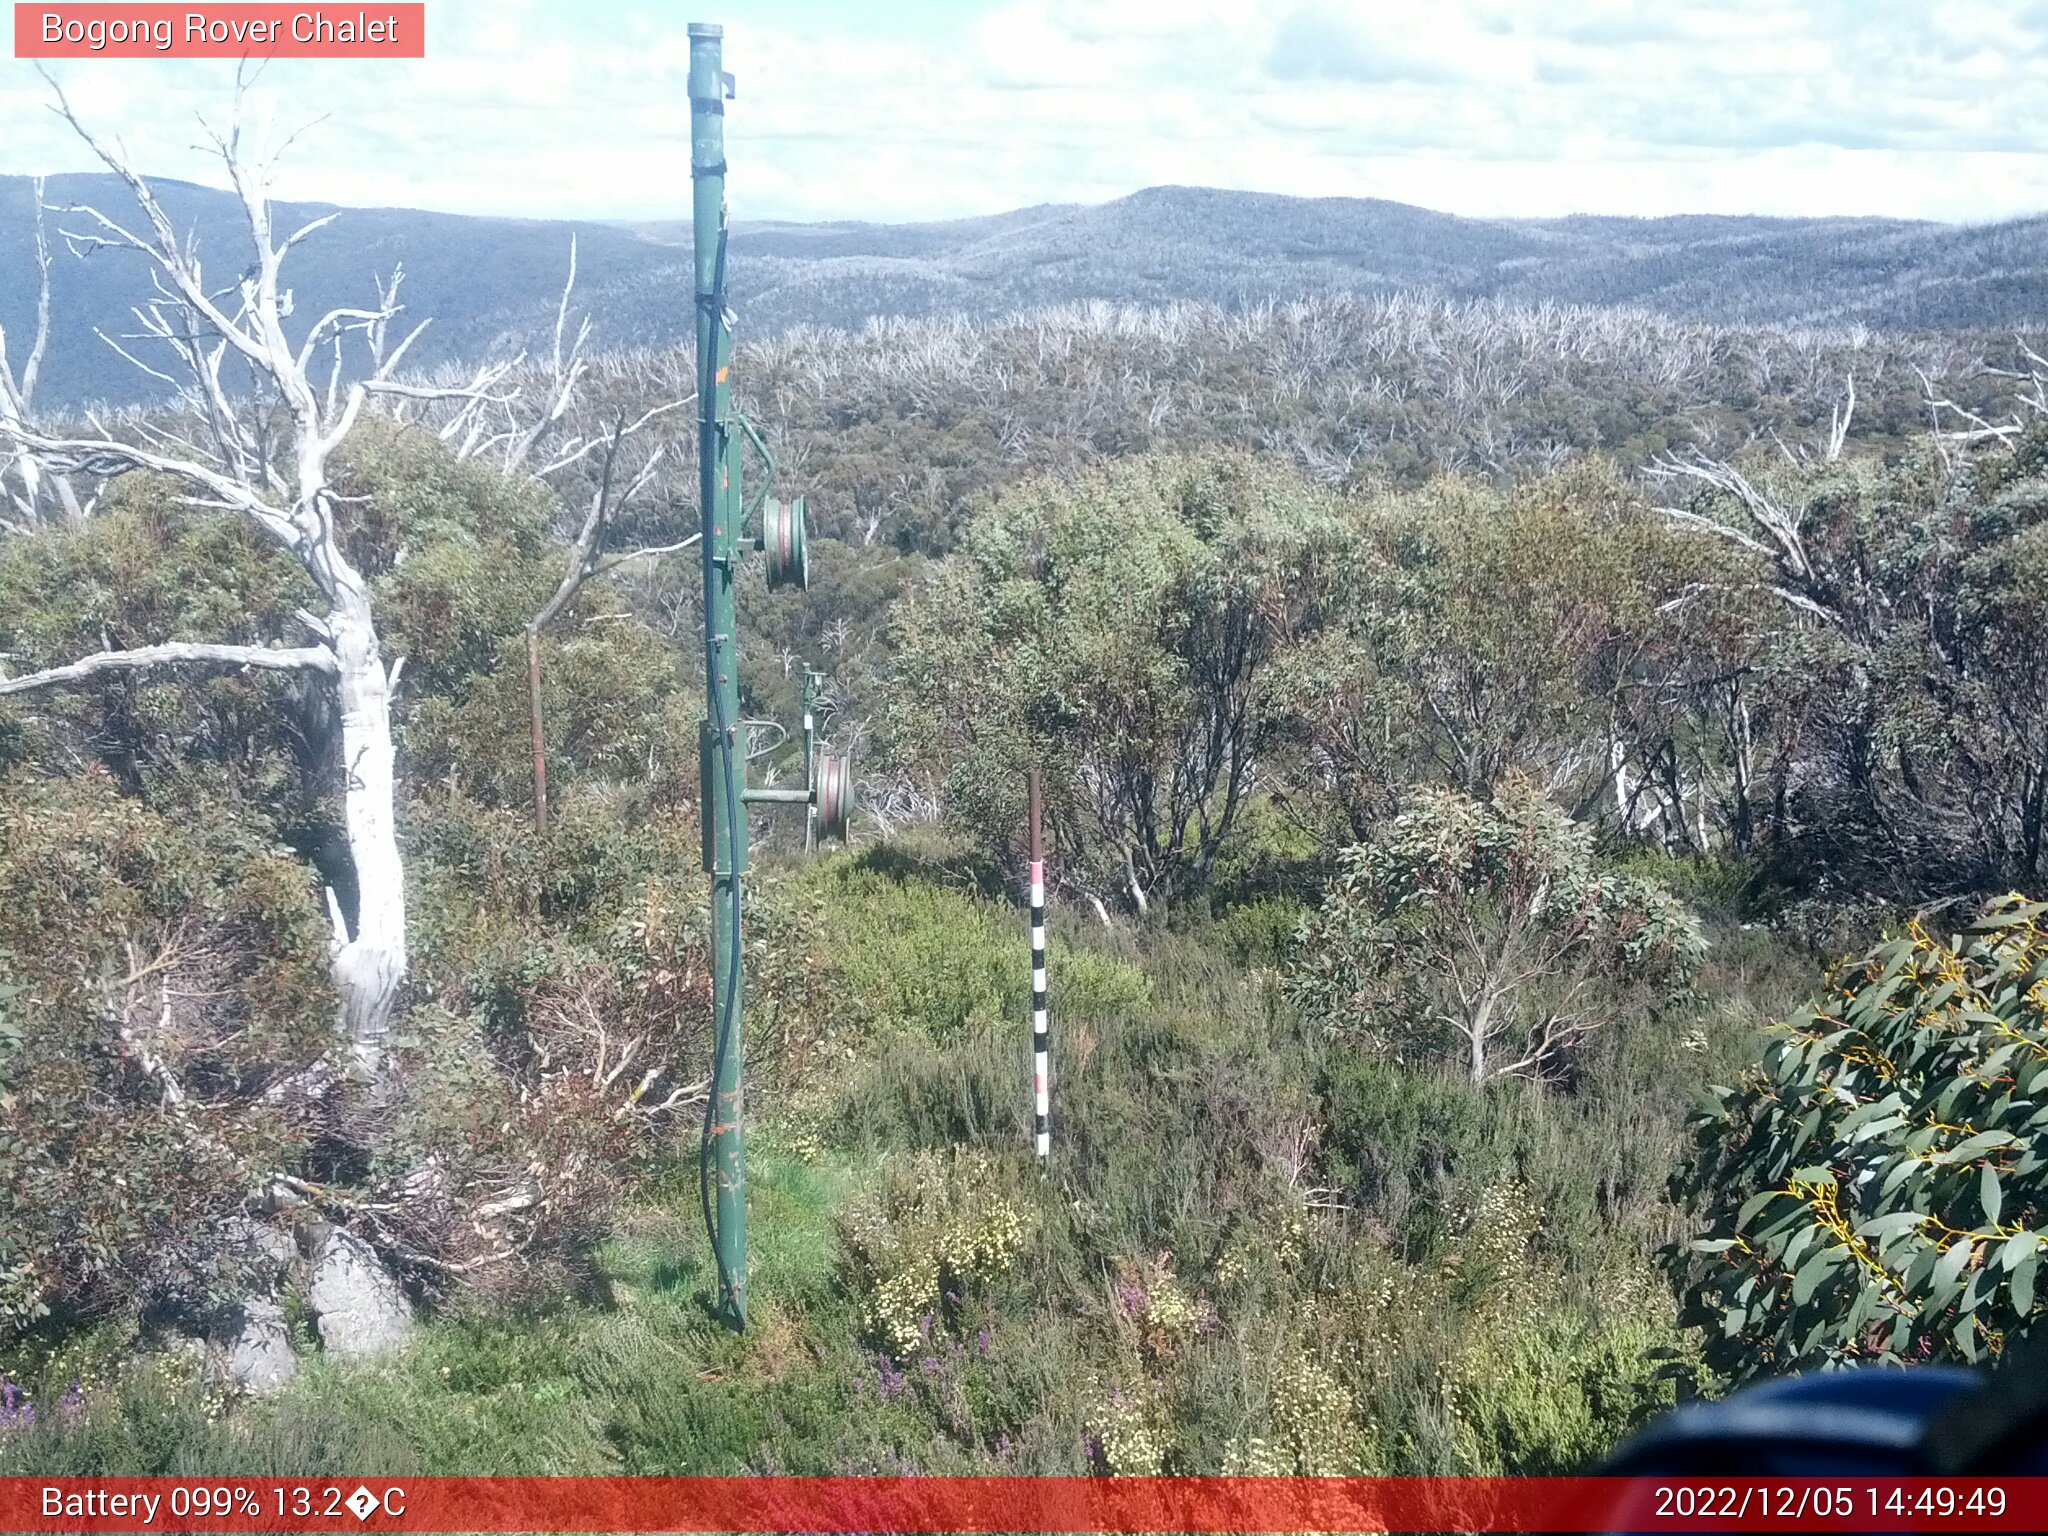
(2, 1476), (2042, 1532)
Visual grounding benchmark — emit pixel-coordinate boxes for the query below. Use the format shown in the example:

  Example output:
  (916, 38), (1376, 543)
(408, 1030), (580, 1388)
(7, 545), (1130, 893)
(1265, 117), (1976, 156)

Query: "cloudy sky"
(4, 0), (2048, 225)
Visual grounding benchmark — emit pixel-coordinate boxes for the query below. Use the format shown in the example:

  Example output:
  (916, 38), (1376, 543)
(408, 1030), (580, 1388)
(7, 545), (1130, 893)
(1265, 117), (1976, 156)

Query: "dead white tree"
(0, 177), (88, 529)
(1825, 372), (1856, 462)
(1918, 345), (2048, 472)
(439, 242), (696, 829)
(523, 406), (696, 828)
(0, 77), (514, 1076)
(1645, 450), (1842, 627)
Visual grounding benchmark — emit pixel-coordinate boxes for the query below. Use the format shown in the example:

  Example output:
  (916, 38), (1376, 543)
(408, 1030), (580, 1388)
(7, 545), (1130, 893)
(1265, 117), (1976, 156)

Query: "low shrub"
(837, 1149), (1028, 1357)
(0, 770), (332, 1339)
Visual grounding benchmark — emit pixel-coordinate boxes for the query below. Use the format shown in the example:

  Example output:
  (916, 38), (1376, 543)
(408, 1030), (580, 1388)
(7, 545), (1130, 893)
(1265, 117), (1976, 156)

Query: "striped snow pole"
(1028, 768), (1050, 1159)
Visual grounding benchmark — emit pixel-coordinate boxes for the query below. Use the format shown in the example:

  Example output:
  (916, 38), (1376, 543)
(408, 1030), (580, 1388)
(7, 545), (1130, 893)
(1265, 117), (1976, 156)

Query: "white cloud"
(2, 0), (2047, 223)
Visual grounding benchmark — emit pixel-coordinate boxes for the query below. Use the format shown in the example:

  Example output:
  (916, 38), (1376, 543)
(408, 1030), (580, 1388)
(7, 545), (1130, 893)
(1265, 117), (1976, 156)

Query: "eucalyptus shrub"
(1288, 776), (1705, 1083)
(882, 450), (1355, 910)
(1672, 895), (2048, 1380)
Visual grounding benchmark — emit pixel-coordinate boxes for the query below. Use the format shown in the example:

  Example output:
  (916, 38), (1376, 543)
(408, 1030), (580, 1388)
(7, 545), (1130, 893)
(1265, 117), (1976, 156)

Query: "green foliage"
(1267, 464), (1718, 833)
(0, 770), (332, 1337)
(1289, 775), (1705, 1082)
(20, 286), (2038, 1483)
(1672, 894), (2048, 1381)
(0, 477), (327, 832)
(332, 421), (699, 811)
(837, 1149), (1028, 1357)
(884, 451), (1353, 907)
(1436, 1261), (1683, 1476)
(338, 421), (558, 681)
(0, 418), (720, 1331)
(0, 850), (1781, 1478)
(796, 856), (1150, 1045)
(1644, 428), (2048, 891)
(1206, 897), (1307, 969)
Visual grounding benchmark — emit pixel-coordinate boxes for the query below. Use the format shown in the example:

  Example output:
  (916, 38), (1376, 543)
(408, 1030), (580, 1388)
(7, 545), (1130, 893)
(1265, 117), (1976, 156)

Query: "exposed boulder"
(219, 1214), (300, 1277)
(213, 1298), (298, 1396)
(305, 1227), (414, 1359)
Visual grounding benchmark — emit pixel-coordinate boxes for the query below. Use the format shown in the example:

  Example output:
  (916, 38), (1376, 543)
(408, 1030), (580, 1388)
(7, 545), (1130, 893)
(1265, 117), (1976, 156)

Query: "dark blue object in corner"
(1601, 1367), (1983, 1476)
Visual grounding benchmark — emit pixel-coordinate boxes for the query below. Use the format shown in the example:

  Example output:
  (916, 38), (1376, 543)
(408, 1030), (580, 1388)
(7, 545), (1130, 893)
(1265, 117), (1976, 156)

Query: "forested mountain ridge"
(6, 173), (2048, 406)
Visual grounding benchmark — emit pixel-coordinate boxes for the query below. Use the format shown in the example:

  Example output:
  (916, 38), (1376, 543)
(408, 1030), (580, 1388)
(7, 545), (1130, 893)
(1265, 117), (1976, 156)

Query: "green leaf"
(1932, 1237), (1974, 1298)
(1791, 1249), (1839, 1305)
(2014, 1249), (2039, 1316)
(1955, 1316), (1980, 1363)
(1855, 1211), (1930, 1240)
(1904, 1244), (1943, 1290)
(1783, 1226), (1818, 1269)
(1980, 1164), (2003, 1226)
(1736, 1190), (1786, 1231)
(1939, 1129), (2019, 1164)
(1881, 1160), (1921, 1196)
(1997, 1232), (2042, 1272)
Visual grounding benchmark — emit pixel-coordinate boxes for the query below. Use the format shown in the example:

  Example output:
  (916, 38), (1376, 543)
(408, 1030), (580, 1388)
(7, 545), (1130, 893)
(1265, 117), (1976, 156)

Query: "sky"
(4, 0), (2048, 226)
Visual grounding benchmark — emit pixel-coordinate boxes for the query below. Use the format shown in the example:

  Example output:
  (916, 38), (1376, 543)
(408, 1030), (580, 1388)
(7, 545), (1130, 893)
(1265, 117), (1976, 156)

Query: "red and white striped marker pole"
(1027, 768), (1050, 1159)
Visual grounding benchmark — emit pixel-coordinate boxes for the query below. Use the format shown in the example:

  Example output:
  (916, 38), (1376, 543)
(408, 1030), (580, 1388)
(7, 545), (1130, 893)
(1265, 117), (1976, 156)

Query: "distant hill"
(0, 173), (676, 409)
(5, 175), (2046, 407)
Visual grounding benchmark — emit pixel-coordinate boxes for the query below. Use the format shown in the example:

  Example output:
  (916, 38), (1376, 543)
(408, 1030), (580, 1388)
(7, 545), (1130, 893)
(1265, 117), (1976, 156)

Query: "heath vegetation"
(4, 129), (2047, 1473)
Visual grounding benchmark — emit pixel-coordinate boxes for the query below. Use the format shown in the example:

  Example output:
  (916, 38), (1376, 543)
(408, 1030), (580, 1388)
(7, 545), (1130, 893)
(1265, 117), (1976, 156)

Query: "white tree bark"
(0, 75), (512, 1074)
(329, 580), (406, 1073)
(0, 641), (335, 694)
(0, 176), (89, 530)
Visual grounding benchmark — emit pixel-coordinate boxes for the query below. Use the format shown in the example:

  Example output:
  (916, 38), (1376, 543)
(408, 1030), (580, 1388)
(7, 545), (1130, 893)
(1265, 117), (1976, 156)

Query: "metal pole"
(803, 669), (819, 854)
(1028, 769), (1049, 1159)
(690, 19), (747, 1332)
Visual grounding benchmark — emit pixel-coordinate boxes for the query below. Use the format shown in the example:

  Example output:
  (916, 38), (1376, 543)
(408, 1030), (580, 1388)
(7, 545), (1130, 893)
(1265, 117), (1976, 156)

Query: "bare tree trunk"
(330, 588), (406, 1072)
(0, 176), (90, 528)
(504, 384), (695, 833)
(527, 629), (550, 833)
(1466, 994), (1494, 1084)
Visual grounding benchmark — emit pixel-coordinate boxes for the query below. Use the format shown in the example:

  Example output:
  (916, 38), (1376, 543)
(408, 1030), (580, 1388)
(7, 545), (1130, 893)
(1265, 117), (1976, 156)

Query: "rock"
(214, 1299), (298, 1396)
(220, 1215), (300, 1275)
(306, 1229), (414, 1359)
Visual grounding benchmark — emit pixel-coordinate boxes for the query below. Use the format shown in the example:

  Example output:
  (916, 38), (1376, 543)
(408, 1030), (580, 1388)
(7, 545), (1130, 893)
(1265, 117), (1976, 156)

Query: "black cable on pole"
(697, 219), (744, 1322)
(699, 666), (743, 1313)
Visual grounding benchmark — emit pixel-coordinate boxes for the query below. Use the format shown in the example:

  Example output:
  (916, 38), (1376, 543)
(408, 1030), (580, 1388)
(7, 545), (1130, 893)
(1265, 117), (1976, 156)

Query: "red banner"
(0, 1476), (2042, 1532)
(13, 5), (425, 59)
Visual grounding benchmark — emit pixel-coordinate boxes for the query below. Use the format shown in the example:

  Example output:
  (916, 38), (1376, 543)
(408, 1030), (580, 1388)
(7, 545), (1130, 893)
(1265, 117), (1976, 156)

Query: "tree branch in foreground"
(0, 641), (336, 696)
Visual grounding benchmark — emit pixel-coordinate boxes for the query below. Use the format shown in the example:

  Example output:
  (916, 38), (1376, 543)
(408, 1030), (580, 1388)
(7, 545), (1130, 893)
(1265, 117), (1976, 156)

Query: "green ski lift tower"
(690, 20), (854, 1332)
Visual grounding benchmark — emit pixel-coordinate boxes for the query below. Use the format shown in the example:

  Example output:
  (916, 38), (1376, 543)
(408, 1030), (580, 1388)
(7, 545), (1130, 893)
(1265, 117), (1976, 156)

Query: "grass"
(1, 845), (1821, 1478)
